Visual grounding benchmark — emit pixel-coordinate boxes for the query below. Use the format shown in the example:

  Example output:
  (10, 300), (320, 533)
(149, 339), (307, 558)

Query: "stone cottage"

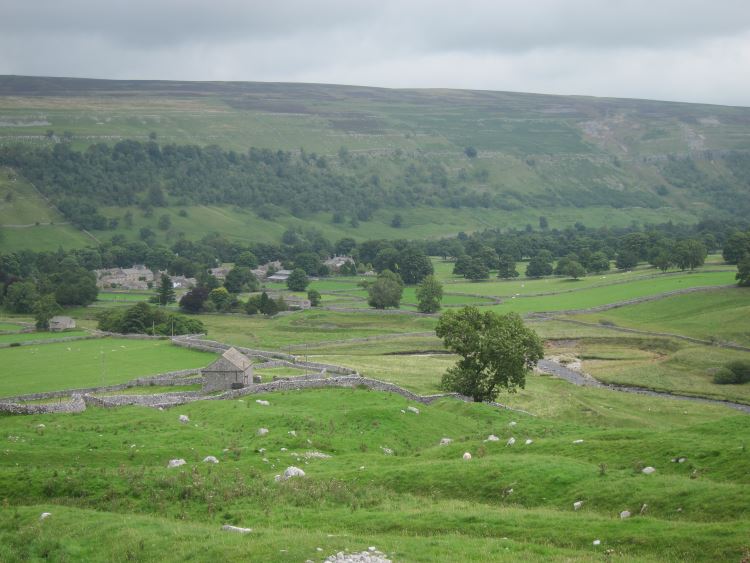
(49, 316), (76, 331)
(201, 347), (254, 392)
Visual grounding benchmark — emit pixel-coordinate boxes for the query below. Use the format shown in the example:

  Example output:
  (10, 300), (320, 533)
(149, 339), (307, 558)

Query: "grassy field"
(0, 338), (215, 397)
(0, 382), (747, 561)
(0, 321), (26, 331)
(200, 311), (436, 350)
(0, 330), (89, 344)
(0, 168), (95, 251)
(572, 287), (750, 346)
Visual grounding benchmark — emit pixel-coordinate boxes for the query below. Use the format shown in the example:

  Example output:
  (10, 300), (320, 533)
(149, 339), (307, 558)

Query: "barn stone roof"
(204, 347), (252, 373)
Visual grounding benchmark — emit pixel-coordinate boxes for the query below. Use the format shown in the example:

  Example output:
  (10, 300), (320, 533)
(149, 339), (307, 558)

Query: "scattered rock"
(288, 430), (297, 437)
(381, 447), (394, 455)
(37, 424), (45, 429)
(282, 466), (306, 480)
(485, 435), (500, 442)
(203, 456), (219, 464)
(524, 439), (533, 445)
(221, 525), (252, 534)
(573, 501), (583, 511)
(400, 409), (406, 414)
(506, 437), (516, 446)
(40, 512), (51, 520)
(593, 539), (601, 546)
(407, 406), (420, 415)
(620, 510), (631, 519)
(671, 457), (687, 463)
(439, 438), (453, 446)
(324, 548), (391, 562)
(178, 415), (189, 423)
(509, 421), (517, 427)
(167, 459), (186, 468)
(304, 451), (331, 459)
(256, 399), (270, 406)
(257, 428), (269, 436)
(642, 466), (656, 474)
(463, 452), (472, 460)
(280, 447), (287, 452)
(640, 503), (648, 515)
(573, 439), (584, 444)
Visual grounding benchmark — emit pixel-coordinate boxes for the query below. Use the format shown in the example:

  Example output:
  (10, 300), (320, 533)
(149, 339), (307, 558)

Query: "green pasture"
(0, 381), (748, 561)
(0, 168), (95, 251)
(0, 322), (26, 331)
(88, 203), (702, 250)
(572, 287), (750, 346)
(97, 292), (152, 302)
(0, 338), (215, 397)
(489, 270), (736, 314)
(200, 311), (436, 350)
(575, 339), (750, 404)
(0, 330), (89, 344)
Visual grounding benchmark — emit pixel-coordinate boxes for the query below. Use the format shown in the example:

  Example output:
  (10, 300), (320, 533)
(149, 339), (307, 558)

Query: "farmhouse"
(49, 316), (76, 331)
(201, 347), (254, 392)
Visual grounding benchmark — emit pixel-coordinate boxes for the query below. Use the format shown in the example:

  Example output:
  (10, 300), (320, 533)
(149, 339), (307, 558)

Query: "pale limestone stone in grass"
(620, 510), (631, 519)
(256, 399), (270, 406)
(381, 447), (394, 455)
(202, 456), (219, 464)
(40, 512), (51, 520)
(167, 458), (186, 468)
(288, 430), (297, 436)
(178, 414), (189, 423)
(573, 439), (584, 444)
(221, 525), (252, 534)
(642, 466), (656, 474)
(463, 452), (472, 460)
(407, 406), (420, 414)
(485, 434), (500, 442)
(573, 501), (583, 510)
(524, 439), (533, 445)
(593, 540), (601, 546)
(439, 437), (453, 446)
(506, 437), (516, 446)
(509, 421), (517, 427)
(257, 428), (269, 436)
(282, 466), (305, 479)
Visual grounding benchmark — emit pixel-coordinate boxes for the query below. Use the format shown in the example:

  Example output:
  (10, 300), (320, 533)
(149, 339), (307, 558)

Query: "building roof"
(204, 347), (253, 374)
(49, 316), (74, 324)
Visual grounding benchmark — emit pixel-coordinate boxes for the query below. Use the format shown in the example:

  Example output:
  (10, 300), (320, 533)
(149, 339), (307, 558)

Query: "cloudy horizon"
(2, 0), (750, 106)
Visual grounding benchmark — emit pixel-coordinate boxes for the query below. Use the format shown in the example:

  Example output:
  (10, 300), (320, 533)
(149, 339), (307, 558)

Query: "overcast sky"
(2, 0), (750, 106)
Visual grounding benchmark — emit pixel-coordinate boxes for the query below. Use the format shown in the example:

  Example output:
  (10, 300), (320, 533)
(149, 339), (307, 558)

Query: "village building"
(170, 275), (196, 289)
(324, 255), (355, 272)
(49, 316), (76, 331)
(267, 269), (292, 282)
(209, 267), (230, 281)
(252, 261), (283, 280)
(94, 265), (155, 290)
(201, 347), (254, 392)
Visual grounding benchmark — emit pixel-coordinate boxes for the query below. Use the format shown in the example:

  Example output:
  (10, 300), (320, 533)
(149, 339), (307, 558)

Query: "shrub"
(725, 360), (750, 383)
(713, 367), (741, 385)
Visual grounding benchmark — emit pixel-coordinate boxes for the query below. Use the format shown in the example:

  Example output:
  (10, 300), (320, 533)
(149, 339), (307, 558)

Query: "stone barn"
(201, 347), (253, 392)
(49, 316), (76, 331)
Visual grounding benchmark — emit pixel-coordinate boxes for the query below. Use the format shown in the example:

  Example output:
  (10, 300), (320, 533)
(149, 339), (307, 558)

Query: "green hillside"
(0, 76), (749, 251)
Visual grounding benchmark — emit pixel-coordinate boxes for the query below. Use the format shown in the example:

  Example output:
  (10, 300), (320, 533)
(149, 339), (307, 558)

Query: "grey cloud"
(1, 0), (749, 105)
